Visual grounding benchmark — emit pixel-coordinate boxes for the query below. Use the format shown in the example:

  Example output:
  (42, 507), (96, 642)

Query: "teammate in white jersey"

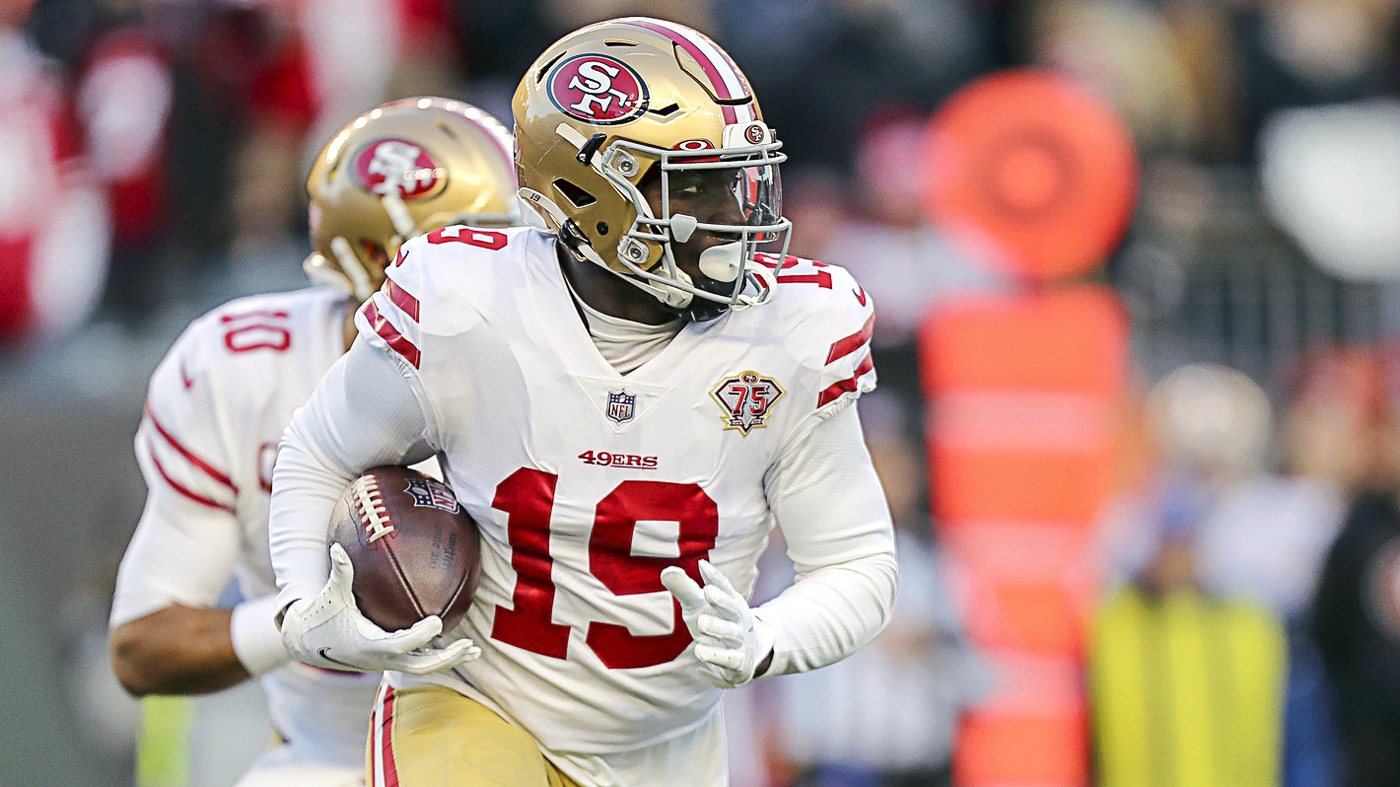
(268, 18), (899, 787)
(108, 97), (519, 787)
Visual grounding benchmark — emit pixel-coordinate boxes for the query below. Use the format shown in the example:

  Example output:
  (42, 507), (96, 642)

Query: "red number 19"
(489, 468), (718, 669)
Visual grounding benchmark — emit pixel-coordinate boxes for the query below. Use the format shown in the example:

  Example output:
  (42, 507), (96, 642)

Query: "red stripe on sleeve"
(364, 300), (421, 369)
(825, 313), (876, 365)
(385, 278), (420, 322)
(145, 439), (236, 513)
(145, 404), (238, 493)
(816, 353), (875, 408)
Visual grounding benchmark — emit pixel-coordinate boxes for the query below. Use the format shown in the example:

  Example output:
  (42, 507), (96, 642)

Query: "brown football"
(329, 466), (481, 633)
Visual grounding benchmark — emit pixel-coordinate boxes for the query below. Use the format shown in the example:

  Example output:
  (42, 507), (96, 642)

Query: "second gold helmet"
(305, 97), (520, 302)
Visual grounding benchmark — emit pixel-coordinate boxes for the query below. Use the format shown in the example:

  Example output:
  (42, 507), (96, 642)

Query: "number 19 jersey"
(357, 226), (876, 756)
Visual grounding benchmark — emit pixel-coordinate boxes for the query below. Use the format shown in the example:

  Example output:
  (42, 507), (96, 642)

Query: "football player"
(108, 97), (519, 787)
(268, 18), (898, 787)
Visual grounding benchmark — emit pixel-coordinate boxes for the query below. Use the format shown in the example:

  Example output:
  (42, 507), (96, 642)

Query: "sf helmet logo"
(548, 54), (649, 125)
(354, 138), (442, 199)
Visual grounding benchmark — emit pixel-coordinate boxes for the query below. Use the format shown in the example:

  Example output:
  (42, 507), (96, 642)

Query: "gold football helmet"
(304, 97), (519, 302)
(513, 18), (790, 315)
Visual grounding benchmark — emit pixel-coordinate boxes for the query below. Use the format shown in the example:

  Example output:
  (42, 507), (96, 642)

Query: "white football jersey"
(357, 227), (877, 755)
(111, 286), (382, 770)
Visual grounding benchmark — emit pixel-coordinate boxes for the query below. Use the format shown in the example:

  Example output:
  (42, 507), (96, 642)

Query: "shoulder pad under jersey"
(757, 255), (877, 417)
(358, 226), (541, 367)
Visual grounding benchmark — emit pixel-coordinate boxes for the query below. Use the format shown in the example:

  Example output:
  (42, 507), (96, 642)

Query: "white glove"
(278, 543), (481, 676)
(661, 559), (775, 688)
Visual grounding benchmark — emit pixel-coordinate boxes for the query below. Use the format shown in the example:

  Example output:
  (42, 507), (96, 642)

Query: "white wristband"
(230, 595), (292, 676)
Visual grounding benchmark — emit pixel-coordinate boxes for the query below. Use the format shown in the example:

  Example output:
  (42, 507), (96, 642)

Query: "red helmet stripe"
(626, 19), (752, 124)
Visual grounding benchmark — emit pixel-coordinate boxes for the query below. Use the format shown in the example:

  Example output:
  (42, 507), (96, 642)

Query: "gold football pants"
(367, 684), (581, 787)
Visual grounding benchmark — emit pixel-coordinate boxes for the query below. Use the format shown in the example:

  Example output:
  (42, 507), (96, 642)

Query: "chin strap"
(302, 238), (378, 303)
(519, 186), (693, 310)
(330, 236), (376, 302)
(303, 252), (354, 296)
(379, 191), (418, 240)
(305, 190), (424, 302)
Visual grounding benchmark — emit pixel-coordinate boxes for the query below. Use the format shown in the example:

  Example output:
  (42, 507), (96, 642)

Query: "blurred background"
(6, 0), (1400, 785)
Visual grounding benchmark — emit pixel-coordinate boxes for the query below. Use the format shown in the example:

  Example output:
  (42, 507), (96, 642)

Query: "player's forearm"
(761, 403), (900, 675)
(754, 552), (898, 675)
(269, 418), (357, 607)
(111, 605), (247, 695)
(111, 594), (291, 695)
(269, 340), (432, 608)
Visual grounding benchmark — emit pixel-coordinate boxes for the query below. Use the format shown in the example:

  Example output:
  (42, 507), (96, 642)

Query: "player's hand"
(278, 544), (481, 676)
(661, 559), (774, 689)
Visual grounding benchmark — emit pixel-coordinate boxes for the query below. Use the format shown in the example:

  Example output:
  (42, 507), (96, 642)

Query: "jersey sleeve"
(355, 228), (503, 448)
(111, 321), (243, 628)
(766, 258), (878, 451)
(757, 402), (898, 676)
(804, 263), (877, 418)
(269, 338), (435, 608)
(356, 227), (497, 360)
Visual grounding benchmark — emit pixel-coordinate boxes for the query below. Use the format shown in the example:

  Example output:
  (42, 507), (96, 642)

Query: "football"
(329, 465), (481, 633)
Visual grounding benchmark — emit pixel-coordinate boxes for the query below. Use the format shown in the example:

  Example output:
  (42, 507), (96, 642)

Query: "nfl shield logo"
(403, 478), (460, 513)
(607, 390), (636, 425)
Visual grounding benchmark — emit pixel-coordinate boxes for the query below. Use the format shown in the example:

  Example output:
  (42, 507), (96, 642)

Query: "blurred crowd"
(9, 0), (1400, 786)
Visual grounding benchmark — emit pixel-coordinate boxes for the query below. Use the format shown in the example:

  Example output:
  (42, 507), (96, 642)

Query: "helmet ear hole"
(536, 52), (565, 84)
(553, 179), (598, 208)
